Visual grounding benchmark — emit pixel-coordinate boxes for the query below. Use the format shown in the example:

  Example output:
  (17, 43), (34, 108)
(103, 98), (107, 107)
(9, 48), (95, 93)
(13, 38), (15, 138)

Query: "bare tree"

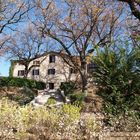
(6, 24), (49, 77)
(33, 0), (123, 92)
(109, 1), (140, 46)
(0, 0), (33, 52)
(116, 0), (140, 20)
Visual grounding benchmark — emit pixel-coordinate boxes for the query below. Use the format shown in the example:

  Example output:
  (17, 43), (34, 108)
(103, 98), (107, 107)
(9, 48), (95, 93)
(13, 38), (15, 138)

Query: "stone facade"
(12, 52), (80, 90)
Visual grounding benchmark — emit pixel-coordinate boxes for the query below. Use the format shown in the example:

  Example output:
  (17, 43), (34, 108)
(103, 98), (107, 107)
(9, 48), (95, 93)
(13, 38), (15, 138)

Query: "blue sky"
(0, 58), (10, 76)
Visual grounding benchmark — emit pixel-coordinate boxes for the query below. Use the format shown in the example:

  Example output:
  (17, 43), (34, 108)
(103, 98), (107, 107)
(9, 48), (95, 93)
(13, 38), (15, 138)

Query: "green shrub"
(60, 82), (75, 95)
(93, 45), (140, 130)
(46, 97), (56, 105)
(69, 92), (85, 107)
(0, 77), (46, 90)
(62, 104), (81, 122)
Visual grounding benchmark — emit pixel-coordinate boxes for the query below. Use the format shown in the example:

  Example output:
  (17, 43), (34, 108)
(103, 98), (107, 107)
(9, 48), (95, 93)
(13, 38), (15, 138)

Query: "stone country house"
(10, 52), (96, 90)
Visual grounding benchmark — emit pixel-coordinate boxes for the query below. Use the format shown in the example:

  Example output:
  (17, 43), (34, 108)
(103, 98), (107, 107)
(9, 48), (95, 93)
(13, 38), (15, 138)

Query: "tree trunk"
(24, 64), (29, 78)
(80, 61), (87, 93)
(80, 72), (87, 93)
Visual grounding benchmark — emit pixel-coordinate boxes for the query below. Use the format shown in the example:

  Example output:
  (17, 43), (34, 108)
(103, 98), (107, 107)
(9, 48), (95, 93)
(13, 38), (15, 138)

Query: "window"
(87, 63), (97, 73)
(70, 68), (77, 74)
(49, 55), (55, 63)
(18, 70), (25, 76)
(48, 69), (55, 75)
(32, 69), (39, 75)
(49, 83), (54, 89)
(33, 61), (40, 65)
(88, 63), (97, 69)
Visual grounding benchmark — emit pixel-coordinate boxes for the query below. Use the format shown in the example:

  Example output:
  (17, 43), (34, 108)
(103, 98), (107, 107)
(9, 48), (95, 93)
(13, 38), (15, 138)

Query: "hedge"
(0, 77), (46, 90)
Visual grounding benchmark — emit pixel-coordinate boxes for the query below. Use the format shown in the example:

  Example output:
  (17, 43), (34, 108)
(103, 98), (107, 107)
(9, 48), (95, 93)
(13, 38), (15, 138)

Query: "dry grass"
(0, 98), (100, 140)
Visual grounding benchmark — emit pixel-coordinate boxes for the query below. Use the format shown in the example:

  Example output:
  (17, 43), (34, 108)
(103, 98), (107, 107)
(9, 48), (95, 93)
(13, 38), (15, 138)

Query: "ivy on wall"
(9, 61), (16, 77)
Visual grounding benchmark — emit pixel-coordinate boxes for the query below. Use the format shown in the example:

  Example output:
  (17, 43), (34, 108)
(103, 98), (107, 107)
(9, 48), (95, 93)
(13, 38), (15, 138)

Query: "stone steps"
(31, 89), (64, 107)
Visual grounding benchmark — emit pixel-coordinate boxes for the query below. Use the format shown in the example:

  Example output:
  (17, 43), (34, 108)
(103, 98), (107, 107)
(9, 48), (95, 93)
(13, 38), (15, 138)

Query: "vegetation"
(0, 77), (46, 90)
(9, 61), (16, 77)
(46, 97), (57, 105)
(0, 0), (140, 136)
(32, 0), (123, 92)
(0, 0), (32, 53)
(7, 25), (48, 78)
(69, 92), (85, 107)
(0, 0), (139, 92)
(60, 82), (85, 107)
(0, 98), (99, 139)
(60, 82), (75, 96)
(10, 87), (36, 105)
(116, 0), (140, 20)
(93, 45), (140, 131)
